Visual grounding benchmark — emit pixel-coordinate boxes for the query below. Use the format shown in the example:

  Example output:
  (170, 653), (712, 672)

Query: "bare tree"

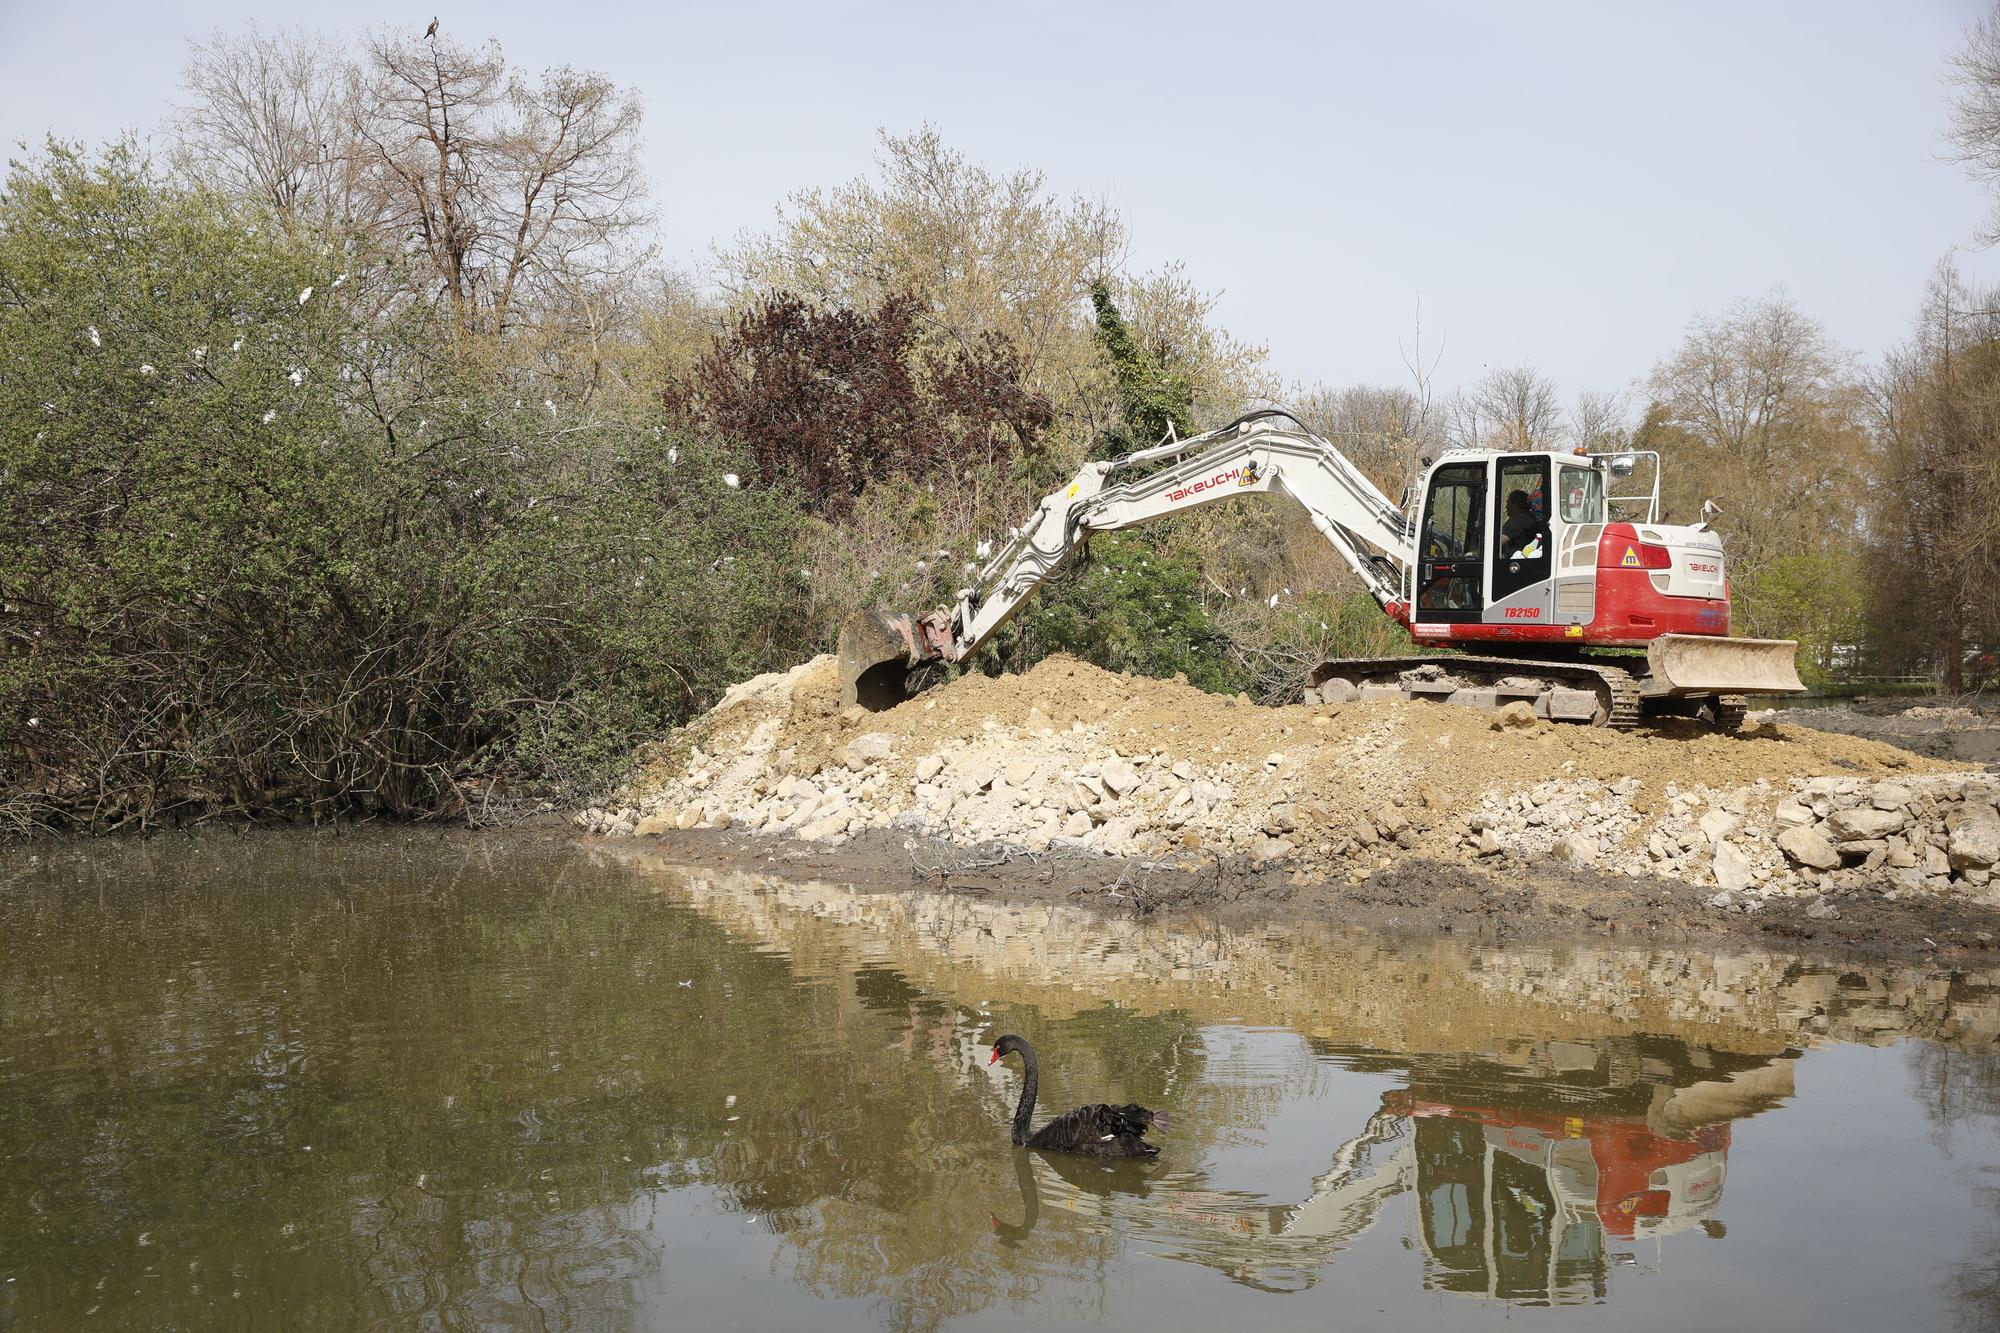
(354, 30), (649, 334)
(1465, 364), (1566, 451)
(173, 26), (368, 232)
(1642, 292), (1869, 632)
(1289, 382), (1438, 494)
(1572, 388), (1631, 451)
(1948, 4), (2000, 246)
(175, 25), (651, 339)
(1868, 262), (2000, 688)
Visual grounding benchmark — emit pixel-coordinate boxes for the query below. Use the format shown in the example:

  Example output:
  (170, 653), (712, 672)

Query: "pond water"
(3, 831), (1999, 1332)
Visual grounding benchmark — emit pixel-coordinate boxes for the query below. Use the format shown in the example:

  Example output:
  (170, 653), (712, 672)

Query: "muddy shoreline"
(634, 824), (2000, 967)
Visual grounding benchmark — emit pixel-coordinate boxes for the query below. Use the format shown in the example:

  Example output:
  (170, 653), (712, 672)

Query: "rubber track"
(1714, 695), (1748, 733)
(1313, 655), (1643, 730)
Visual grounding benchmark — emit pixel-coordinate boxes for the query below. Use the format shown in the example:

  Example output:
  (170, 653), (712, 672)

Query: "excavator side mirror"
(1608, 454), (1638, 479)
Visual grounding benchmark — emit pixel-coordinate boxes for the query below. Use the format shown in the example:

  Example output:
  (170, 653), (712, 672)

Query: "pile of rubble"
(1449, 773), (2000, 909)
(580, 653), (1996, 909)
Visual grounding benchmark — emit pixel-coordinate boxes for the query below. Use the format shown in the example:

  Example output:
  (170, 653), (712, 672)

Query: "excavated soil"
(641, 654), (1945, 828)
(584, 655), (2000, 957)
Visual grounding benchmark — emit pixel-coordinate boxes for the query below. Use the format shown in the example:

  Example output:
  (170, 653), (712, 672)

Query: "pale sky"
(3, 0), (1995, 402)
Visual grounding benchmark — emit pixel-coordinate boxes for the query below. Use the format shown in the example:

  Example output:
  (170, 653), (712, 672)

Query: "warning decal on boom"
(1620, 545), (1641, 568)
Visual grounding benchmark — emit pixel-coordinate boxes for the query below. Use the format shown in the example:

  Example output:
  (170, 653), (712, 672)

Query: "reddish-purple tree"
(666, 291), (1053, 513)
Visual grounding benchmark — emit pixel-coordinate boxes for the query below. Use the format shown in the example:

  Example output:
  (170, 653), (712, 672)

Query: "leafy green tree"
(1748, 553), (1867, 687)
(0, 142), (808, 831)
(984, 535), (1243, 693)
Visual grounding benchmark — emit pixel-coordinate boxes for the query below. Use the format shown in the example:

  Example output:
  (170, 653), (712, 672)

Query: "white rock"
(842, 732), (896, 767)
(1253, 836), (1295, 864)
(1825, 807), (1906, 841)
(1698, 809), (1739, 845)
(1559, 832), (1599, 867)
(1948, 811), (2000, 870)
(915, 755), (944, 782)
(1870, 783), (1913, 811)
(1711, 841), (1756, 892)
(1776, 824), (1840, 871)
(1774, 800), (1814, 828)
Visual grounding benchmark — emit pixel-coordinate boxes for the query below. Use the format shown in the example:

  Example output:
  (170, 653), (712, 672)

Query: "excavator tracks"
(1309, 656), (1644, 729)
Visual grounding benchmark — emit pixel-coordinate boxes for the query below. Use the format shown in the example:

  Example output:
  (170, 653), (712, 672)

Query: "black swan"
(988, 1034), (1164, 1157)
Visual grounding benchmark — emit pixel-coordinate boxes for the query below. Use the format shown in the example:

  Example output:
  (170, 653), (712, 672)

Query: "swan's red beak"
(988, 1047), (1000, 1065)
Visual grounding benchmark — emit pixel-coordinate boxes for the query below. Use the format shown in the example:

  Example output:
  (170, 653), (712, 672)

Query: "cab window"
(1417, 462), (1485, 615)
(1558, 466), (1604, 524)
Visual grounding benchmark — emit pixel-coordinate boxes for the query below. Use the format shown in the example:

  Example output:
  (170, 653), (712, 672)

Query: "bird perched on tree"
(425, 16), (439, 38)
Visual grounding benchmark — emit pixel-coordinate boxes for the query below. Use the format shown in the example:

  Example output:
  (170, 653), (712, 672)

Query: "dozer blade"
(837, 609), (923, 711)
(1645, 634), (1806, 697)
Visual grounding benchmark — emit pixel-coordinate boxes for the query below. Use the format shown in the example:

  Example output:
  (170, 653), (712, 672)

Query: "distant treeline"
(5, 22), (2000, 832)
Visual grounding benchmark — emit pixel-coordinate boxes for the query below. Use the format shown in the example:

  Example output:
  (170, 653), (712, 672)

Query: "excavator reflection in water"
(1011, 1033), (1792, 1305)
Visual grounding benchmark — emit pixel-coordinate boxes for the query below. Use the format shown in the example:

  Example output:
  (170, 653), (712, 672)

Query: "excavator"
(839, 409), (1805, 729)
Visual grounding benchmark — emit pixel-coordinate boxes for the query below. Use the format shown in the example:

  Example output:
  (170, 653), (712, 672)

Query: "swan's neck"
(1011, 1045), (1039, 1146)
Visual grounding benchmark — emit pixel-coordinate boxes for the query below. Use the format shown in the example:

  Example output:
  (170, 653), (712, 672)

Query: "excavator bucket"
(1645, 634), (1807, 697)
(838, 609), (921, 711)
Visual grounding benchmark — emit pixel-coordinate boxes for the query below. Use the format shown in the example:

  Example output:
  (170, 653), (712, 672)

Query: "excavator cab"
(1413, 453), (1572, 631)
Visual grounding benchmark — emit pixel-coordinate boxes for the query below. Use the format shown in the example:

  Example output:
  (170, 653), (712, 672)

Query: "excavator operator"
(1501, 490), (1547, 560)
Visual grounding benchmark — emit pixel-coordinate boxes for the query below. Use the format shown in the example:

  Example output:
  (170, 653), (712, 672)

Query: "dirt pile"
(580, 655), (1995, 909)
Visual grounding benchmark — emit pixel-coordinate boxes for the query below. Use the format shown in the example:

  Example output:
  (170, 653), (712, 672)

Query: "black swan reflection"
(989, 1034), (1165, 1158)
(991, 1148), (1041, 1244)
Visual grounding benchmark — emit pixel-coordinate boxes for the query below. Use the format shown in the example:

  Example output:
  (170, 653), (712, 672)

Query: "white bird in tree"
(86, 325), (100, 347)
(297, 286), (313, 305)
(722, 473), (740, 488)
(425, 16), (438, 38)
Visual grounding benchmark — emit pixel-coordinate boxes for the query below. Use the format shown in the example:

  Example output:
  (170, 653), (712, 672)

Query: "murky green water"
(3, 832), (1999, 1331)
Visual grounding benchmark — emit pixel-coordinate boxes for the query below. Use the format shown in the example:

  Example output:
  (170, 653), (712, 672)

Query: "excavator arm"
(840, 411), (1417, 706)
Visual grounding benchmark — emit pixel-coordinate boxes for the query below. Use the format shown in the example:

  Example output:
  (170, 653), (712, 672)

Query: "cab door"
(1414, 462), (1486, 624)
(1487, 455), (1553, 626)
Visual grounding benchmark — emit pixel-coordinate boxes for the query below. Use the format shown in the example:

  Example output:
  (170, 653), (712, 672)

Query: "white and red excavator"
(838, 409), (1805, 729)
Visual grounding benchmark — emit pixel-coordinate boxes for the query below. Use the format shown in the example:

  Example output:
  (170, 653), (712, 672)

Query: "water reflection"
(1131, 1036), (1762, 1301)
(0, 832), (1995, 1332)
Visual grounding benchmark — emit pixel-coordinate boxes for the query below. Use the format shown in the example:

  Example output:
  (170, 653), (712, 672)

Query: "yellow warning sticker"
(1066, 483), (1079, 498)
(1620, 545), (1641, 568)
(1565, 1116), (1584, 1139)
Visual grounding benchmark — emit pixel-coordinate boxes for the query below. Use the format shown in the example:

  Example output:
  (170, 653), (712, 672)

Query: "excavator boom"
(840, 411), (1412, 706)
